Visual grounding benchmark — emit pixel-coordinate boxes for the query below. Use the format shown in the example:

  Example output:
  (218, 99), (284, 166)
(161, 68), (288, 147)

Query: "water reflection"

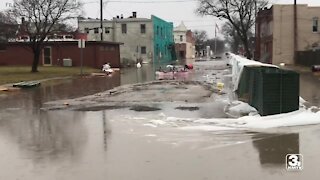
(102, 110), (112, 151)
(0, 110), (88, 163)
(300, 73), (320, 106)
(120, 64), (156, 85)
(252, 133), (299, 165)
(0, 73), (121, 111)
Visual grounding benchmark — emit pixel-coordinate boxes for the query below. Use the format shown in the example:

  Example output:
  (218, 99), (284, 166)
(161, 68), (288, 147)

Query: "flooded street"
(299, 72), (320, 107)
(1, 60), (320, 179)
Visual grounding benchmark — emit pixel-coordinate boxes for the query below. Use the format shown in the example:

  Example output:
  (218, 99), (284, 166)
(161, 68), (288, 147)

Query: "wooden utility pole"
(293, 0), (297, 63)
(100, 0), (103, 41)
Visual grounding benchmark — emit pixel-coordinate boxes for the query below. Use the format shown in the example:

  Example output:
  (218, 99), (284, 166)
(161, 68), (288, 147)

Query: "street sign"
(78, 39), (85, 75)
(78, 39), (85, 48)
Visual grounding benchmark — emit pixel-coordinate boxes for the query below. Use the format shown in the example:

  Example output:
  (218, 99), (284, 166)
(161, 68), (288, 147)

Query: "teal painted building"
(152, 15), (176, 65)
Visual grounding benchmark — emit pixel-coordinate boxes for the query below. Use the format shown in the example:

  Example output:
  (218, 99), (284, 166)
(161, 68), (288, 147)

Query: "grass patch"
(0, 66), (100, 85)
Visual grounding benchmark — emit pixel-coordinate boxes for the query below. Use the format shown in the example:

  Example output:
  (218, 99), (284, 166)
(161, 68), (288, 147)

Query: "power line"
(83, 0), (197, 4)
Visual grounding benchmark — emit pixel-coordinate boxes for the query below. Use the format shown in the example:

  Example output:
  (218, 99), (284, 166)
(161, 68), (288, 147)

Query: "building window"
(157, 26), (159, 36)
(94, 28), (99, 34)
(313, 17), (318, 32)
(0, 36), (7, 50)
(105, 28), (110, 34)
(121, 24), (127, 34)
(156, 44), (159, 57)
(141, 46), (146, 54)
(180, 35), (183, 42)
(65, 35), (73, 39)
(164, 28), (167, 38)
(84, 28), (89, 34)
(164, 47), (167, 55)
(140, 24), (146, 34)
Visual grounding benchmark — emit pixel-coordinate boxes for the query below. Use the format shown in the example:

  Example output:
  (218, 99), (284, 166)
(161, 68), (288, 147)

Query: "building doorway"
(179, 51), (185, 59)
(43, 46), (52, 65)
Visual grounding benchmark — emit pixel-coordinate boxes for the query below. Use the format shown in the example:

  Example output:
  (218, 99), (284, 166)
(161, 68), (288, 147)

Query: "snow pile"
(235, 108), (320, 129)
(121, 99), (320, 131)
(224, 101), (259, 118)
(138, 104), (320, 131)
(171, 108), (320, 131)
(179, 126), (235, 131)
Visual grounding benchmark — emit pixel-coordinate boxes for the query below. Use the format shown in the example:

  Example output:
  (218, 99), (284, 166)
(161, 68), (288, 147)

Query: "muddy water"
(299, 72), (320, 107)
(0, 63), (320, 179)
(1, 108), (319, 180)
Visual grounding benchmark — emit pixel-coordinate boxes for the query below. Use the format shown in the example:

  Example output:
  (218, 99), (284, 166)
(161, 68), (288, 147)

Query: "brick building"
(256, 4), (320, 65)
(0, 41), (122, 68)
(173, 22), (195, 60)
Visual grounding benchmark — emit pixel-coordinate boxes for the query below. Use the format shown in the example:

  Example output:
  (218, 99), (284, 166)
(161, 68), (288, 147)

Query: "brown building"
(255, 6), (275, 64)
(0, 41), (122, 68)
(174, 22), (195, 60)
(256, 4), (320, 65)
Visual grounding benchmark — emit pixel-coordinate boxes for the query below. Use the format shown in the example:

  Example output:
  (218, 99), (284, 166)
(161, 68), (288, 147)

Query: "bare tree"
(204, 38), (225, 54)
(0, 11), (18, 39)
(9, 0), (82, 72)
(194, 30), (208, 54)
(196, 0), (268, 59)
(222, 21), (249, 53)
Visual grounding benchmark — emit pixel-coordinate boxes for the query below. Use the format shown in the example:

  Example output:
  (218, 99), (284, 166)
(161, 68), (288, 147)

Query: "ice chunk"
(225, 101), (258, 118)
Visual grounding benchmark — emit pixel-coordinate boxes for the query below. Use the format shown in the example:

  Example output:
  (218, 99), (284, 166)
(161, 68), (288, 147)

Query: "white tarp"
(229, 54), (278, 91)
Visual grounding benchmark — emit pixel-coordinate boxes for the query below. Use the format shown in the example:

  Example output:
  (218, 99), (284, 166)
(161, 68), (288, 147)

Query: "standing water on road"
(1, 59), (320, 180)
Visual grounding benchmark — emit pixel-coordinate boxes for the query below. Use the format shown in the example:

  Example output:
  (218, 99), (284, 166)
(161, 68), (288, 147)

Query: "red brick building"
(174, 22), (196, 60)
(255, 7), (273, 64)
(0, 41), (122, 68)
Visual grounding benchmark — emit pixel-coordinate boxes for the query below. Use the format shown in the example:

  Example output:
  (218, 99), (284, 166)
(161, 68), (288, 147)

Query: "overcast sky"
(1, 0), (320, 38)
(82, 0), (320, 38)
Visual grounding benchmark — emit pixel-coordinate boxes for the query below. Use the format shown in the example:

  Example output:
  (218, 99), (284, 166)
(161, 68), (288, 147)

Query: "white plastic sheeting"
(229, 54), (278, 91)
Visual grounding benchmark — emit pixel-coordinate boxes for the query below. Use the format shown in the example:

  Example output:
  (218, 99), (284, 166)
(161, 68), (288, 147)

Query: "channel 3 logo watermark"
(286, 154), (303, 171)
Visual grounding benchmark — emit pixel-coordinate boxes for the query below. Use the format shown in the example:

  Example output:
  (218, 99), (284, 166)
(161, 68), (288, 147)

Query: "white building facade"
(78, 12), (154, 65)
(173, 22), (195, 59)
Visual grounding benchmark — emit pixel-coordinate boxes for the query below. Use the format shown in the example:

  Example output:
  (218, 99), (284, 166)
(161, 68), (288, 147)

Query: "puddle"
(129, 105), (162, 112)
(75, 105), (128, 111)
(175, 106), (200, 111)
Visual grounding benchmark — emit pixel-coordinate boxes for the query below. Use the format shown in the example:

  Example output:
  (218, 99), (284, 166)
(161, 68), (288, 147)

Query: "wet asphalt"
(0, 58), (320, 180)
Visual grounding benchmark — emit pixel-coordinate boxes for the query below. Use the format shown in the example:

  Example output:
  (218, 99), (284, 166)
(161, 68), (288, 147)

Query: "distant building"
(0, 41), (122, 68)
(78, 12), (175, 66)
(256, 4), (320, 65)
(173, 22), (195, 60)
(0, 21), (18, 50)
(0, 18), (121, 68)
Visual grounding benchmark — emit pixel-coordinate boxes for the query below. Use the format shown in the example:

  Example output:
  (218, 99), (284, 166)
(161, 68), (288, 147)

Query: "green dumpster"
(237, 66), (299, 116)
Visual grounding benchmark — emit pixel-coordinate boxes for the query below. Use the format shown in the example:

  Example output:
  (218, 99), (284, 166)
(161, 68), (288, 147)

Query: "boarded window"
(0, 35), (7, 50)
(0, 44), (6, 50)
(121, 24), (127, 34)
(140, 24), (146, 34)
(85, 28), (89, 34)
(94, 28), (99, 34)
(105, 28), (110, 34)
(313, 17), (318, 32)
(141, 46), (146, 54)
(65, 35), (73, 39)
